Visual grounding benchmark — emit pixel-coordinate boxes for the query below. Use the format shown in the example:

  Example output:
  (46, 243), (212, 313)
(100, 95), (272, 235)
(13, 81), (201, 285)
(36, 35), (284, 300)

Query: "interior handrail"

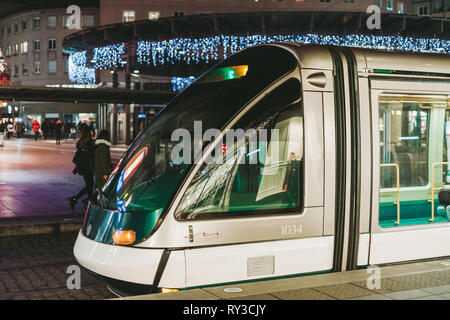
(380, 163), (400, 225)
(428, 162), (448, 222)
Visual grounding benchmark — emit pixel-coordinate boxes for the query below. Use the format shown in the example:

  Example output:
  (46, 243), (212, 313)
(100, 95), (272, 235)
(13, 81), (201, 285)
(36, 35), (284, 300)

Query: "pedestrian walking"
(68, 126), (95, 209)
(6, 122), (14, 139)
(55, 119), (63, 145)
(42, 120), (48, 140)
(89, 121), (96, 138)
(15, 121), (22, 138)
(31, 119), (40, 141)
(94, 130), (112, 190)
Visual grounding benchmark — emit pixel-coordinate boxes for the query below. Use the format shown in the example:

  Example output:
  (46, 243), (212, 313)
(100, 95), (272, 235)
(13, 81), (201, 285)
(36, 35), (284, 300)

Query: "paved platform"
(119, 258), (450, 300)
(0, 138), (126, 227)
(0, 231), (115, 300)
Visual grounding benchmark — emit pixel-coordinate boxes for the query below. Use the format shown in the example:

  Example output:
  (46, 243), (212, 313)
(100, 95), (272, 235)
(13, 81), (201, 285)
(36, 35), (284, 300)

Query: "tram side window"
(379, 98), (429, 188)
(175, 79), (303, 220)
(377, 94), (450, 227)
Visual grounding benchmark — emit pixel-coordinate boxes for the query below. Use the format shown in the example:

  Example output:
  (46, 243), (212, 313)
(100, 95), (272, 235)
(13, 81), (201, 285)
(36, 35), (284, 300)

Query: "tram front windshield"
(99, 46), (298, 220)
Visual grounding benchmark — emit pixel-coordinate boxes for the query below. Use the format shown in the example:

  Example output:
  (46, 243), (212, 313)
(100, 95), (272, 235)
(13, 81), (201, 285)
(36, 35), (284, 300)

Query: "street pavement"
(0, 231), (115, 300)
(0, 138), (126, 222)
(122, 258), (450, 301)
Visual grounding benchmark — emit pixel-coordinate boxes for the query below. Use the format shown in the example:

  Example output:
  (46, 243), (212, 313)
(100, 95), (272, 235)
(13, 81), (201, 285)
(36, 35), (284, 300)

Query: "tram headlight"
(161, 288), (179, 294)
(112, 230), (136, 245)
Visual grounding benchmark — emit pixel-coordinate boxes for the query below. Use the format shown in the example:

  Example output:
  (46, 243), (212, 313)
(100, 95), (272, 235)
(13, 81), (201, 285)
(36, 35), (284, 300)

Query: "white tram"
(74, 43), (450, 295)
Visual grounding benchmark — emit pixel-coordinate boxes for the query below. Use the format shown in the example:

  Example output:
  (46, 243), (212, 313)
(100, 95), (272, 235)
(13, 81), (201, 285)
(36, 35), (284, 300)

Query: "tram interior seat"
(379, 144), (449, 226)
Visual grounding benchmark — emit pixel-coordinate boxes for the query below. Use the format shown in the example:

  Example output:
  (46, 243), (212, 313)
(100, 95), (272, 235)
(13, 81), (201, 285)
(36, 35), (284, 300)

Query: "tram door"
(369, 80), (450, 265)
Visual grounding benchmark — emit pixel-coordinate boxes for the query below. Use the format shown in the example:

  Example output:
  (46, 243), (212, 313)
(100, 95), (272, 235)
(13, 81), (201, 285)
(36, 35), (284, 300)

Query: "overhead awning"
(0, 86), (176, 104)
(63, 11), (450, 53)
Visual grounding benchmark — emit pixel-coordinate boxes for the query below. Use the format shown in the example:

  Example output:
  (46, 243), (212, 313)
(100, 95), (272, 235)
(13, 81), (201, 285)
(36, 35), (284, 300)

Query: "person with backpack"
(94, 130), (112, 190)
(68, 126), (95, 209)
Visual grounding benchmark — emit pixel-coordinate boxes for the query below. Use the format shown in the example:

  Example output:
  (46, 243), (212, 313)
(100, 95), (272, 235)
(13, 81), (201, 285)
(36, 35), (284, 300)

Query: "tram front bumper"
(73, 230), (164, 287)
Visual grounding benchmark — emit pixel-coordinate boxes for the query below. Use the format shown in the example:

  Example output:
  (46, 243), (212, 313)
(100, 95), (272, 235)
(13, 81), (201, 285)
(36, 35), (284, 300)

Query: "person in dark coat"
(68, 126), (95, 209)
(41, 120), (48, 139)
(55, 120), (63, 145)
(94, 130), (112, 190)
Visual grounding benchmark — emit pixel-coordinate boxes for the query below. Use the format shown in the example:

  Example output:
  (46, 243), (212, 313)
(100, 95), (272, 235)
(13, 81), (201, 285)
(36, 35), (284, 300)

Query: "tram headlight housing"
(161, 288), (179, 294)
(112, 230), (136, 245)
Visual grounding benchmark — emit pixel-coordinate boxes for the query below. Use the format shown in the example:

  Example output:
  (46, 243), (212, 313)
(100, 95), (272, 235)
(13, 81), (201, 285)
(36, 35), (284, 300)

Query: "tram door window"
(379, 94), (450, 227)
(175, 79), (303, 220)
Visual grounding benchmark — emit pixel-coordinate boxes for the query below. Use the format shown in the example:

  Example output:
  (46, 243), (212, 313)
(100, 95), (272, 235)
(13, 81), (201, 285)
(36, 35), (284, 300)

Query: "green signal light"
(374, 69), (394, 74)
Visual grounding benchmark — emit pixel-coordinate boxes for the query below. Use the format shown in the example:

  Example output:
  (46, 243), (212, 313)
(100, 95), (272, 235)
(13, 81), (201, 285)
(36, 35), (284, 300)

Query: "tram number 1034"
(281, 224), (303, 236)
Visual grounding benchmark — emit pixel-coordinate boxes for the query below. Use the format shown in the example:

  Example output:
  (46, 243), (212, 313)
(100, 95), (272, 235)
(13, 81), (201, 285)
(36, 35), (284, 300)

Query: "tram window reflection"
(175, 79), (303, 220)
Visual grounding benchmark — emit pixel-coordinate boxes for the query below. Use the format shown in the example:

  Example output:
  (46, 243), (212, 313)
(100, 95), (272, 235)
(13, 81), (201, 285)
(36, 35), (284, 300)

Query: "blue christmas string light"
(171, 76), (196, 92)
(93, 43), (127, 69)
(70, 33), (450, 84)
(137, 34), (450, 67)
(68, 51), (96, 84)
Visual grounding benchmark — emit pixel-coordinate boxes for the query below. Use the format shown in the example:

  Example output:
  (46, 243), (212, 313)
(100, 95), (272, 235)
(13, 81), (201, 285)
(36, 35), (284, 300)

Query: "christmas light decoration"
(93, 43), (127, 69)
(137, 34), (450, 67)
(68, 51), (96, 84)
(69, 33), (450, 84)
(171, 76), (196, 92)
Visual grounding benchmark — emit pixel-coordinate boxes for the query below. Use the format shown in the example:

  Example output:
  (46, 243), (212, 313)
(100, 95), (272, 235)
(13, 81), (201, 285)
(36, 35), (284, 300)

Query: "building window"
(13, 43), (19, 55)
(344, 0), (355, 2)
(417, 4), (429, 15)
(48, 38), (56, 51)
(13, 65), (18, 77)
(5, 45), (11, 57)
(173, 11), (185, 17)
(47, 16), (57, 28)
(22, 63), (28, 75)
(22, 19), (27, 32)
(148, 11), (160, 20)
(13, 22), (18, 33)
(122, 10), (135, 22)
(32, 17), (40, 29)
(48, 60), (57, 73)
(33, 40), (40, 52)
(376, 0), (382, 7)
(398, 1), (404, 13)
(82, 15), (95, 27)
(21, 41), (28, 53)
(33, 61), (41, 74)
(319, 0), (331, 2)
(386, 0), (393, 11)
(7, 25), (11, 35)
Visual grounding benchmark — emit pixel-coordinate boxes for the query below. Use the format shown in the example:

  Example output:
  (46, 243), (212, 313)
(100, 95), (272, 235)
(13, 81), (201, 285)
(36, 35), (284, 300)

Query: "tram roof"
(273, 43), (450, 76)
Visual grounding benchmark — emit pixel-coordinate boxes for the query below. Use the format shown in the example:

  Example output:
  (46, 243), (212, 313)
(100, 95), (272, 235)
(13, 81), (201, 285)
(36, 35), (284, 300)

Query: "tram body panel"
(183, 236), (334, 288)
(357, 76), (372, 236)
(158, 251), (187, 289)
(322, 91), (336, 236)
(74, 231), (164, 285)
(352, 48), (450, 74)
